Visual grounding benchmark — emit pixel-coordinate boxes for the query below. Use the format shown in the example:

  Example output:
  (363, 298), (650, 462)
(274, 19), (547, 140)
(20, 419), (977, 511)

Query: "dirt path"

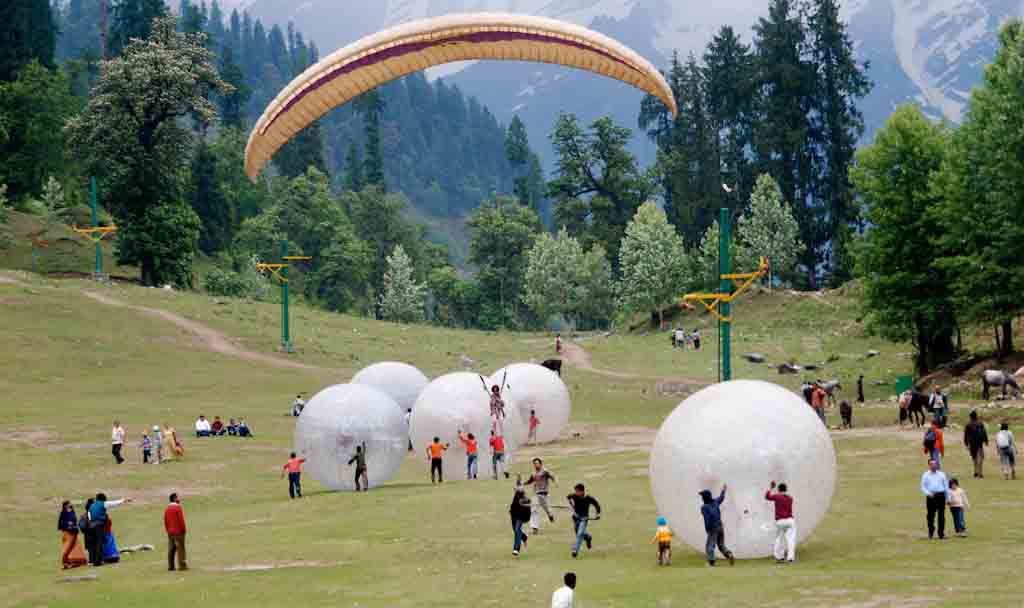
(560, 341), (640, 379)
(560, 340), (707, 398)
(81, 290), (320, 371)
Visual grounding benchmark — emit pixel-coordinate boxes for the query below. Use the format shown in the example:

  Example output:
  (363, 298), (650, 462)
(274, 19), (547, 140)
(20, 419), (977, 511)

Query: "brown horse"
(898, 391), (928, 427)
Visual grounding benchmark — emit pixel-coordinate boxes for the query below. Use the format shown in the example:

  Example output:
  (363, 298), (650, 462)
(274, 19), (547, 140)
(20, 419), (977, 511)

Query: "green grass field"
(3, 270), (1024, 608)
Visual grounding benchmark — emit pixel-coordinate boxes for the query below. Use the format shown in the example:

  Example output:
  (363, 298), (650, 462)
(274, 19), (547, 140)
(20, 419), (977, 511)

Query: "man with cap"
(699, 484), (734, 566)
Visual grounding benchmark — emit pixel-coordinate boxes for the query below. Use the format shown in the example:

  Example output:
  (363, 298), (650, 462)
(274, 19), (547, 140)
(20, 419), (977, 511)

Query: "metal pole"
(281, 239), (290, 352)
(90, 177), (102, 277)
(719, 207), (732, 381)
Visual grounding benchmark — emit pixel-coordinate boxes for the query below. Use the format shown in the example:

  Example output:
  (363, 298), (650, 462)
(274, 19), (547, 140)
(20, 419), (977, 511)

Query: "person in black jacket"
(700, 485), (735, 566)
(510, 483), (532, 556)
(964, 410), (989, 478)
(567, 484), (601, 558)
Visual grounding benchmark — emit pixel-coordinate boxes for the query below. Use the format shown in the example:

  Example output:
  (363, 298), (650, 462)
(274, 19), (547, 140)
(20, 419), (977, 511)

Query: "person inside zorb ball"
(294, 383), (408, 492)
(649, 380), (836, 559)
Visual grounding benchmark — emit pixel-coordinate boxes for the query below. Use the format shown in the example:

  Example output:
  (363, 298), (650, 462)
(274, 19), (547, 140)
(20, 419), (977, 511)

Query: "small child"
(140, 433), (152, 464)
(652, 516), (673, 565)
(151, 425), (162, 464)
(947, 478), (969, 536)
(839, 400), (853, 429)
(528, 410), (540, 444)
(996, 422), (1017, 480)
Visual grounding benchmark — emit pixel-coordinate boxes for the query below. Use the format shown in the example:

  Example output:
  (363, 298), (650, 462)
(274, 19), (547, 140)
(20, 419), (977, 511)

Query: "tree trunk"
(1001, 319), (1014, 357)
(141, 256), (156, 287)
(995, 324), (1002, 356)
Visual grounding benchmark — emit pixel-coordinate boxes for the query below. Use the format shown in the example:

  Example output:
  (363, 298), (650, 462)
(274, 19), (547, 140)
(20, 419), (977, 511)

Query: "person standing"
(923, 418), (945, 468)
(151, 425), (162, 464)
(810, 384), (827, 425)
(839, 400), (853, 429)
(551, 572), (576, 608)
(699, 485), (734, 567)
(458, 431), (479, 480)
(921, 459), (949, 539)
(140, 432), (152, 464)
(87, 493), (115, 566)
(509, 485), (531, 556)
(996, 422), (1017, 480)
(526, 458), (557, 533)
(946, 478), (969, 537)
(528, 410), (540, 445)
(857, 375), (865, 403)
(427, 437), (448, 484)
(765, 481), (796, 563)
(347, 444), (368, 492)
(111, 421), (125, 464)
(164, 493), (188, 571)
(281, 452), (306, 499)
(489, 430), (508, 480)
(692, 329), (701, 350)
(566, 484), (601, 558)
(929, 386), (948, 427)
(58, 501), (87, 569)
(963, 411), (989, 478)
(291, 394), (305, 417)
(405, 409), (413, 451)
(555, 333), (562, 354)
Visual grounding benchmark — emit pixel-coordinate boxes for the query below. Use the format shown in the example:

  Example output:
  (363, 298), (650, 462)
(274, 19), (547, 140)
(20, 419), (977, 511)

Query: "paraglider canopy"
(245, 12), (678, 181)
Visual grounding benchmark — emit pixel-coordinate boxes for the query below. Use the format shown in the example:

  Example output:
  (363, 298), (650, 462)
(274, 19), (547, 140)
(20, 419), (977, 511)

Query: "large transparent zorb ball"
(490, 363), (571, 445)
(409, 372), (494, 481)
(649, 380), (836, 559)
(351, 361), (429, 412)
(294, 383), (408, 491)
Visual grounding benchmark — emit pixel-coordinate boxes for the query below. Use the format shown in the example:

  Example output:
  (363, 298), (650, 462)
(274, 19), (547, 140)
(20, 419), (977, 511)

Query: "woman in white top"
(996, 423), (1017, 480)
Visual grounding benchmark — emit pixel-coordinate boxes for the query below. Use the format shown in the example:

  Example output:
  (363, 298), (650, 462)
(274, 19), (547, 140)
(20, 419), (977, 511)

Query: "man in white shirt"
(920, 459), (949, 539)
(551, 572), (576, 608)
(291, 394), (305, 417)
(195, 415), (212, 437)
(111, 420), (125, 464)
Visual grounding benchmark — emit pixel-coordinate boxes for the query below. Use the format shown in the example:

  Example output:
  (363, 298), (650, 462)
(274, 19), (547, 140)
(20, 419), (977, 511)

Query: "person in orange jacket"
(923, 417), (945, 467)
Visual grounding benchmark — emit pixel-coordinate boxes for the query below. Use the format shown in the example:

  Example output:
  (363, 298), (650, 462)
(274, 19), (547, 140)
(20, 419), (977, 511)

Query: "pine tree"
(379, 244), (427, 323)
(0, 0), (57, 82)
(807, 0), (871, 284)
(343, 143), (364, 192)
(355, 90), (386, 190)
(735, 174), (802, 283)
(109, 0), (168, 56)
(275, 125), (326, 179)
(188, 141), (231, 254)
(217, 45), (248, 129)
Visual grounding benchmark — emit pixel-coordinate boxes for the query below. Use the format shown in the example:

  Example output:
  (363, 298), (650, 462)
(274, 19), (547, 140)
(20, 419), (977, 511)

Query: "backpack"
(923, 429), (936, 450)
(997, 431), (1011, 449)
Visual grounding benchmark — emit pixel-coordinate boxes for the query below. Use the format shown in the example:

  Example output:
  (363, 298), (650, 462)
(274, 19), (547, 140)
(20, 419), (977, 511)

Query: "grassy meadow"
(2, 272), (1024, 607)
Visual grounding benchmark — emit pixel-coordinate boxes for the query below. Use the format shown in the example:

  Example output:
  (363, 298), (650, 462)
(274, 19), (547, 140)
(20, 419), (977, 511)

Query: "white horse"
(982, 370), (1021, 400)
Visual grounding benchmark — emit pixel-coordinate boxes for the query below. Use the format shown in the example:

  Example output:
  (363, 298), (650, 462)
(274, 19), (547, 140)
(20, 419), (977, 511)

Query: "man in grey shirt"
(526, 458), (557, 533)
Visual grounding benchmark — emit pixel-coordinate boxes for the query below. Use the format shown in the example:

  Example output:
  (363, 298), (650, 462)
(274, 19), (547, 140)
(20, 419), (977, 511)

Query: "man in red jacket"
(164, 493), (188, 571)
(765, 481), (795, 563)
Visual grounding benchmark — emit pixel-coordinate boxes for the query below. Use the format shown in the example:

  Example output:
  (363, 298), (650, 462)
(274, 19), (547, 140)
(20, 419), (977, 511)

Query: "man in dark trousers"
(920, 459), (949, 540)
(164, 493), (188, 571)
(700, 485), (735, 566)
(964, 410), (989, 478)
(857, 375), (865, 403)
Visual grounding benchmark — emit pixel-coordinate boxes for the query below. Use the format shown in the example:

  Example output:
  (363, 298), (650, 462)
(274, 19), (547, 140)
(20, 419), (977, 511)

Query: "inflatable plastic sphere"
(351, 361), (429, 413)
(649, 380), (836, 559)
(490, 363), (571, 444)
(294, 384), (407, 491)
(409, 372), (504, 481)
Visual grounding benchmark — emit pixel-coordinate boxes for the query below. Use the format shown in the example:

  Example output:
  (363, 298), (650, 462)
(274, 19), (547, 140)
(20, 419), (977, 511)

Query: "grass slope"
(2, 275), (1023, 607)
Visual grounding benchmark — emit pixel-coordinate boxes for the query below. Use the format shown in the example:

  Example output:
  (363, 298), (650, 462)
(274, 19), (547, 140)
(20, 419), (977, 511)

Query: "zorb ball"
(351, 361), (429, 412)
(649, 380), (836, 559)
(409, 372), (494, 481)
(490, 363), (571, 444)
(294, 384), (408, 491)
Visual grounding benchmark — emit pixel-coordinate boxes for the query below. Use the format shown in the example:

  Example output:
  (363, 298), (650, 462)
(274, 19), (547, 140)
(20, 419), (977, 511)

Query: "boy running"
(526, 458), (557, 532)
(567, 483), (601, 558)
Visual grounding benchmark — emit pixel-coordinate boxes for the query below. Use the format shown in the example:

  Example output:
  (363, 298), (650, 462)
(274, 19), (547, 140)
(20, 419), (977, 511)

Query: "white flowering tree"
(617, 202), (687, 325)
(379, 244), (426, 323)
(736, 174), (802, 285)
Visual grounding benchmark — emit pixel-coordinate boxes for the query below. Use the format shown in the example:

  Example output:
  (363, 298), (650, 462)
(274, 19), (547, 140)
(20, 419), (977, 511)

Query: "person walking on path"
(765, 481), (796, 563)
(652, 516), (673, 566)
(699, 486), (734, 567)
(996, 422), (1017, 480)
(551, 572), (576, 608)
(566, 483), (601, 558)
(58, 501), (87, 569)
(347, 444), (368, 492)
(111, 421), (125, 464)
(857, 375), (865, 403)
(964, 411), (989, 478)
(526, 458), (557, 533)
(490, 430), (508, 480)
(923, 419), (945, 468)
(164, 493), (187, 571)
(946, 478), (969, 537)
(458, 431), (479, 479)
(510, 485), (531, 556)
(281, 452), (306, 499)
(921, 459), (949, 539)
(427, 437), (448, 484)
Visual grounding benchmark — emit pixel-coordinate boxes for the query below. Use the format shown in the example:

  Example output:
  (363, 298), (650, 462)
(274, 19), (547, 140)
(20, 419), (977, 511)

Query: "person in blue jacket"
(699, 485), (735, 566)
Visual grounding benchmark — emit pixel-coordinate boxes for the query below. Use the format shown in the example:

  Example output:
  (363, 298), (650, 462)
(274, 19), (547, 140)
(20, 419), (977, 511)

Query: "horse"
(982, 370), (1020, 400)
(898, 390), (929, 427)
(817, 380), (842, 407)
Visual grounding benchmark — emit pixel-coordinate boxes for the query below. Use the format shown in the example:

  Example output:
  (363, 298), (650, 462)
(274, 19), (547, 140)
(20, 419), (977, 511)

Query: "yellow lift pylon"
(683, 256), (769, 322)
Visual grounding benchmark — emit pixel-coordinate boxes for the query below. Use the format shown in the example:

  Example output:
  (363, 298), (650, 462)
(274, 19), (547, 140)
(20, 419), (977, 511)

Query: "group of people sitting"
(670, 328), (701, 350)
(195, 415), (252, 438)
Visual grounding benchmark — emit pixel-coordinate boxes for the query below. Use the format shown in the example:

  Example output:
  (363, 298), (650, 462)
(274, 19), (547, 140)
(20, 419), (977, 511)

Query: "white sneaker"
(512, 551), (519, 556)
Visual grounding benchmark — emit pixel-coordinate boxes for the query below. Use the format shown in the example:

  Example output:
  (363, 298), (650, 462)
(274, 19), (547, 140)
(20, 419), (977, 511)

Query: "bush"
(204, 268), (256, 298)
